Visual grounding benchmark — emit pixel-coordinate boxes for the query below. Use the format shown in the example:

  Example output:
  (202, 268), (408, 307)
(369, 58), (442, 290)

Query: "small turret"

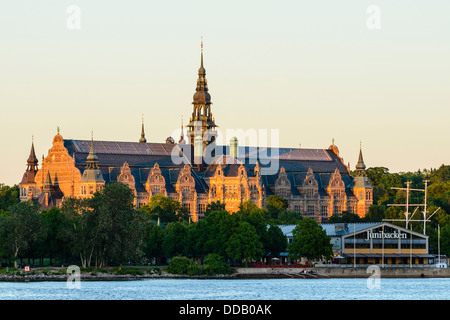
(355, 148), (366, 172)
(19, 138), (40, 201)
(352, 143), (373, 218)
(81, 133), (105, 184)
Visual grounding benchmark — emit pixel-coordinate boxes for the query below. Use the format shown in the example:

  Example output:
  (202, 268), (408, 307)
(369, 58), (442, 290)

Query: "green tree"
(275, 209), (303, 225)
(364, 205), (385, 222)
(40, 207), (73, 265)
(226, 221), (263, 266)
(241, 211), (267, 243)
(429, 165), (450, 184)
(202, 253), (232, 275)
(203, 209), (238, 258)
(162, 222), (188, 257)
(237, 200), (265, 216)
(90, 182), (143, 266)
(62, 197), (101, 268)
(144, 224), (165, 264)
(0, 201), (45, 268)
(266, 195), (288, 220)
(141, 194), (189, 223)
(0, 184), (20, 211)
(439, 225), (450, 256)
(185, 220), (208, 258)
(365, 167), (390, 186)
(288, 218), (332, 262)
(265, 224), (287, 257)
(329, 211), (361, 223)
(204, 201), (225, 217)
(65, 183), (146, 267)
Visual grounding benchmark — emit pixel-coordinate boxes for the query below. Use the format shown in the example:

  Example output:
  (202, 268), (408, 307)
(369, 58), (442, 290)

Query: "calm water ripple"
(0, 278), (449, 300)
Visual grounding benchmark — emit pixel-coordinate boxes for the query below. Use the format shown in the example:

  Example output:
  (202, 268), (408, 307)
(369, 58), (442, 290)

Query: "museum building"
(19, 44), (373, 222)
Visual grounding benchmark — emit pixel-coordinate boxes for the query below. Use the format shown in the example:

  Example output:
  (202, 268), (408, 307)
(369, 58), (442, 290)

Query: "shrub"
(115, 268), (143, 276)
(167, 256), (201, 275)
(202, 254), (232, 275)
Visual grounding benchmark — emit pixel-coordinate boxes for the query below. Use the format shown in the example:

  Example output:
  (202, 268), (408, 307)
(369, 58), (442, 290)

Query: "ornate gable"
(35, 133), (82, 198)
(328, 168), (345, 199)
(301, 167), (318, 198)
(118, 162), (136, 195)
(274, 167), (291, 198)
(176, 164), (196, 196)
(238, 163), (247, 179)
(146, 163), (166, 196)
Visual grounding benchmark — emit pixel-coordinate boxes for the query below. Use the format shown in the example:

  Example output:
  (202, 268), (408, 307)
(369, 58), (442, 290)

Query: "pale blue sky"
(1, 0), (449, 186)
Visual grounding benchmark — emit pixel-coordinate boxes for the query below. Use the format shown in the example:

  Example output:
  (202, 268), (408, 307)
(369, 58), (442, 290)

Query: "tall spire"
(187, 37), (217, 149)
(139, 115), (147, 143)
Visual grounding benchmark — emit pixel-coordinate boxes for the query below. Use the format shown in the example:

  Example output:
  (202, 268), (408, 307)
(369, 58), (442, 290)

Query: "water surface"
(0, 278), (448, 300)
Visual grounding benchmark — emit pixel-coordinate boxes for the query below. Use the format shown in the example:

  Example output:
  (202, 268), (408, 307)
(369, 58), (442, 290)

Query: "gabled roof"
(63, 139), (354, 196)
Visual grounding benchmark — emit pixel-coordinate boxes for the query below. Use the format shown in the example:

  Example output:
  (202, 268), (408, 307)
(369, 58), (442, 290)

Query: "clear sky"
(1, 0), (449, 186)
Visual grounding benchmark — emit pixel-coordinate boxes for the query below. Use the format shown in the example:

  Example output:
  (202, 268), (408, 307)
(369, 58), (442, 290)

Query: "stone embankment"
(1, 266), (449, 281)
(235, 267), (450, 278)
(0, 270), (236, 282)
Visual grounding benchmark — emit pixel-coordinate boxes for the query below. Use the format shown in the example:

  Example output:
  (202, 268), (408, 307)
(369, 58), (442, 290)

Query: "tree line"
(0, 164), (448, 269)
(0, 183), (300, 269)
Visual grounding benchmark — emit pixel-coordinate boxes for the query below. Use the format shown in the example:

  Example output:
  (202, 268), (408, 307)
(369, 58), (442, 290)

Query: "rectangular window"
(197, 203), (206, 215)
(294, 205), (301, 213)
(307, 205), (315, 216)
(321, 206), (328, 217)
(183, 203), (191, 212)
(334, 205), (342, 214)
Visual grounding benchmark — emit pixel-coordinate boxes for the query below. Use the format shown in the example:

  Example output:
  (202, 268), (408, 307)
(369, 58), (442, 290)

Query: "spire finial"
(179, 115), (185, 144)
(139, 114), (147, 143)
(57, 126), (60, 135)
(198, 36), (205, 76)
